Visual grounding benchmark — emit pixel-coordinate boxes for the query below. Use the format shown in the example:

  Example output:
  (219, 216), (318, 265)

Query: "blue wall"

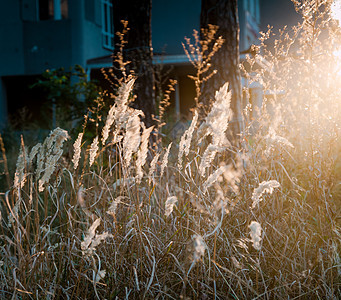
(152, 0), (201, 55)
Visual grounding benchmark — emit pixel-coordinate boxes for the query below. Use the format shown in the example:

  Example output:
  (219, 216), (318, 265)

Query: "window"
(102, 0), (114, 50)
(39, 0), (53, 20)
(39, 0), (68, 20)
(61, 0), (68, 19)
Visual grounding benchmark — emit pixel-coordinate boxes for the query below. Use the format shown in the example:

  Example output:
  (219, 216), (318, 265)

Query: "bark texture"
(113, 0), (155, 127)
(201, 0), (243, 136)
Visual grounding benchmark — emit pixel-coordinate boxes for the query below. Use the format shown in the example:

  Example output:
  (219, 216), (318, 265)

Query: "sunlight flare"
(331, 0), (341, 24)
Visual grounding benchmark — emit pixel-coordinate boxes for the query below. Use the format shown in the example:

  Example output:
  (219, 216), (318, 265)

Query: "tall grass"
(0, 0), (341, 298)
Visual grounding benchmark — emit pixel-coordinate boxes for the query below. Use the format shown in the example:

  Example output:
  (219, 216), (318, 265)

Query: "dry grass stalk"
(37, 127), (69, 192)
(136, 125), (154, 182)
(0, 3), (340, 298)
(72, 133), (83, 169)
(182, 24), (224, 113)
(89, 136), (99, 167)
(251, 180), (281, 209)
(248, 221), (262, 250)
(160, 142), (172, 177)
(164, 196), (177, 217)
(123, 112), (142, 167)
(178, 110), (198, 169)
(0, 134), (11, 189)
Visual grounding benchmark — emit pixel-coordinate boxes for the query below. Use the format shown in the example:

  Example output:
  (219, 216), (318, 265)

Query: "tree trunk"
(113, 0), (155, 127)
(200, 0), (243, 136)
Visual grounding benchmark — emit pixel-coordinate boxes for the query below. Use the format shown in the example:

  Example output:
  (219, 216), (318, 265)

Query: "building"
(0, 0), (113, 129)
(0, 0), (261, 129)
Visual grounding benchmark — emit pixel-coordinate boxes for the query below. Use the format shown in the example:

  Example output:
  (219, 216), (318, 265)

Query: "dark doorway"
(3, 75), (51, 129)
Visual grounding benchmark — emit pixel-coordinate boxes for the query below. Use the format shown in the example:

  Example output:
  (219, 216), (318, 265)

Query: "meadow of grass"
(0, 0), (341, 299)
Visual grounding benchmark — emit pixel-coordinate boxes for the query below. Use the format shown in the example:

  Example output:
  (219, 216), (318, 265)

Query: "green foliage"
(32, 65), (101, 134)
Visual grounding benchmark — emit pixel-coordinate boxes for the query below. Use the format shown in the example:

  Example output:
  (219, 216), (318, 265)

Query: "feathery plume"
(37, 128), (69, 192)
(81, 218), (113, 256)
(28, 143), (41, 167)
(72, 133), (83, 169)
(249, 221), (262, 250)
(199, 144), (225, 177)
(197, 82), (232, 146)
(178, 110), (198, 169)
(107, 196), (125, 217)
(102, 104), (117, 146)
(136, 125), (154, 182)
(123, 112), (141, 166)
(251, 180), (281, 208)
(114, 79), (137, 129)
(160, 142), (172, 177)
(165, 196), (177, 217)
(14, 144), (28, 190)
(81, 217), (101, 249)
(102, 78), (137, 142)
(265, 127), (294, 156)
(89, 136), (99, 167)
(203, 163), (240, 193)
(193, 235), (206, 261)
(116, 78), (135, 107)
(148, 152), (160, 184)
(221, 163), (241, 194)
(203, 165), (224, 191)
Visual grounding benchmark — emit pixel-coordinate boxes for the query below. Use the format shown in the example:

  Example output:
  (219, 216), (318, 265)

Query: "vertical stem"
(0, 134), (11, 190)
(213, 231), (217, 299)
(34, 188), (40, 245)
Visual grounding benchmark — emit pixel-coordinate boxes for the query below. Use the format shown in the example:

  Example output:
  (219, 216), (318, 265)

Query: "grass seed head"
(249, 221), (262, 250)
(251, 180), (281, 208)
(160, 142), (172, 177)
(14, 145), (28, 190)
(89, 136), (99, 167)
(37, 127), (69, 192)
(193, 235), (206, 261)
(136, 125), (154, 182)
(72, 133), (83, 169)
(123, 112), (142, 166)
(164, 196), (178, 217)
(178, 110), (198, 169)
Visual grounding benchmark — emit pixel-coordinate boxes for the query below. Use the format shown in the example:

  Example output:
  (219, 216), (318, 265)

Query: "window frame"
(101, 0), (114, 50)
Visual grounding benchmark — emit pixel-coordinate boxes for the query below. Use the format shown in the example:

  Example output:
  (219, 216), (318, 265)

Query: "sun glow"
(331, 1), (341, 76)
(333, 48), (341, 76)
(331, 0), (341, 24)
